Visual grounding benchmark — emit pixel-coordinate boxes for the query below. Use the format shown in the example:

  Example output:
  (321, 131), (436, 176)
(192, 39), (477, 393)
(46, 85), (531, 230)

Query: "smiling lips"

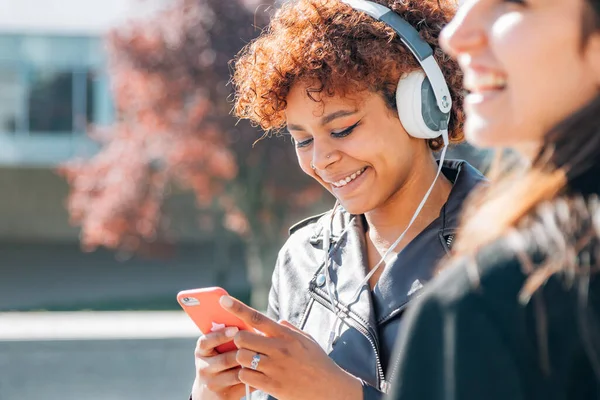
(464, 70), (507, 93)
(326, 167), (368, 188)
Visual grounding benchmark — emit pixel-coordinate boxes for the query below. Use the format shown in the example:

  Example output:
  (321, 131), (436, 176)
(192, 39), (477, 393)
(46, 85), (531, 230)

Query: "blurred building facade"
(0, 0), (249, 312)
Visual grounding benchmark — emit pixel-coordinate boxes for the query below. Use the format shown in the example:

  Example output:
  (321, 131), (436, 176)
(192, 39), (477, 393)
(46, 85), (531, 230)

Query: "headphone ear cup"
(396, 70), (447, 139)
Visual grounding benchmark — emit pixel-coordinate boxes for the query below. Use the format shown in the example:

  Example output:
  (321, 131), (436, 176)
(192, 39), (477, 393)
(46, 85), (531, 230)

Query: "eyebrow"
(287, 109), (359, 132)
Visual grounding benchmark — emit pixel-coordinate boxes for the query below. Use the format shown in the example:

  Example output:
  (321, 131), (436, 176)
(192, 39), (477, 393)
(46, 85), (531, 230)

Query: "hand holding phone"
(177, 286), (252, 353)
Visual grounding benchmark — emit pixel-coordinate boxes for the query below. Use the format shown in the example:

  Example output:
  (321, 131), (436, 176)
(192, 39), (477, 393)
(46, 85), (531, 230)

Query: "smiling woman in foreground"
(387, 0), (600, 399)
(188, 0), (487, 399)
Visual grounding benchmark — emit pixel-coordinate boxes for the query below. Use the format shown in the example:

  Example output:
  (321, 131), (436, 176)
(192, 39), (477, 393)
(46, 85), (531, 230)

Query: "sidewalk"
(0, 311), (199, 340)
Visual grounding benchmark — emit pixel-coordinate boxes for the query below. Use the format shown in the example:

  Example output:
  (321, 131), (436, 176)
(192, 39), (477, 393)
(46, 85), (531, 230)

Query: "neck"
(515, 141), (542, 163)
(364, 155), (452, 254)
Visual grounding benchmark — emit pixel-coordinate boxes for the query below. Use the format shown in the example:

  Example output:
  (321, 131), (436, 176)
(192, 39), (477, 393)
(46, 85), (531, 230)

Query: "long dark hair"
(450, 0), (600, 377)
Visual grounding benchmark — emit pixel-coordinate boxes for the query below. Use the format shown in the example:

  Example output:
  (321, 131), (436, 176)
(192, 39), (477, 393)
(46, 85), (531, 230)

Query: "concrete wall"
(0, 166), (217, 241)
(0, 166), (250, 311)
(0, 241), (248, 311)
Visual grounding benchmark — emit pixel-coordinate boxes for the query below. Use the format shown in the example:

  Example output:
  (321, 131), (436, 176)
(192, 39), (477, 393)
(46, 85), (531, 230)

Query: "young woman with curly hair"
(189, 0), (485, 399)
(387, 0), (600, 399)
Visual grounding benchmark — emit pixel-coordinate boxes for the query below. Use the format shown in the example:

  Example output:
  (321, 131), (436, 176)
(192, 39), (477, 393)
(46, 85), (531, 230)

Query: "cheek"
(352, 120), (407, 162)
(296, 151), (311, 175)
(493, 11), (583, 87)
(490, 12), (588, 137)
(491, 13), (539, 81)
(296, 151), (326, 185)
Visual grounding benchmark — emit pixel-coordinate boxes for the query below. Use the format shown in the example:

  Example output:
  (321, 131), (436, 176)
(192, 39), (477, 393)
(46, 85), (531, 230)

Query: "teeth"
(332, 168), (366, 188)
(464, 72), (507, 92)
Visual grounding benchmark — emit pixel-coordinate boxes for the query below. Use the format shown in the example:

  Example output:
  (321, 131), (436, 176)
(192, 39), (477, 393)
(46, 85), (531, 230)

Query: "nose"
(311, 138), (340, 171)
(440, 0), (487, 60)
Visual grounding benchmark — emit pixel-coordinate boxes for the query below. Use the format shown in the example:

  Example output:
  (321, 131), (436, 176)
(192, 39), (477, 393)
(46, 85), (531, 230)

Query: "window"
(0, 68), (21, 133)
(0, 34), (114, 136)
(28, 70), (74, 133)
(87, 71), (113, 127)
(0, 34), (115, 165)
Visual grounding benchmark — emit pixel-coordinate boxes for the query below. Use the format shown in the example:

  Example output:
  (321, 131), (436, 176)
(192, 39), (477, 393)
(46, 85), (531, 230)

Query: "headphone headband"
(340, 0), (452, 114)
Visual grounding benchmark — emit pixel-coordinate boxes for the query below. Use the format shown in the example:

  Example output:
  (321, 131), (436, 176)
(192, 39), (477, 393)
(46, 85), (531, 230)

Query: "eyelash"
(294, 120), (361, 149)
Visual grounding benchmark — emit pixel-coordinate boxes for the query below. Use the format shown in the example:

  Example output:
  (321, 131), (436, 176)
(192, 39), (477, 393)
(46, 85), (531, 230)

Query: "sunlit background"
(0, 0), (487, 398)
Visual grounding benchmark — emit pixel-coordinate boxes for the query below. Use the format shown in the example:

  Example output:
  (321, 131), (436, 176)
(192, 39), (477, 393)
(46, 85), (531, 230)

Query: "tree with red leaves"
(59, 0), (326, 308)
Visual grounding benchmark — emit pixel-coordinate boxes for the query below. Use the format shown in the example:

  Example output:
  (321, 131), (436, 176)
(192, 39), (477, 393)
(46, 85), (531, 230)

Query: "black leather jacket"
(261, 160), (486, 400)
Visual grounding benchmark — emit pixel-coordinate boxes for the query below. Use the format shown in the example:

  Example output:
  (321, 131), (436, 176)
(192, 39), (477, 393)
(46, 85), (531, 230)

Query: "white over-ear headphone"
(341, 0), (452, 144)
(397, 70), (450, 140)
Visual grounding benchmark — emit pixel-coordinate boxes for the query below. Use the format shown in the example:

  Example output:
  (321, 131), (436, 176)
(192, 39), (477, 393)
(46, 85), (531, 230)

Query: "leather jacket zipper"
(309, 288), (387, 391)
(446, 234), (454, 248)
(388, 351), (402, 388)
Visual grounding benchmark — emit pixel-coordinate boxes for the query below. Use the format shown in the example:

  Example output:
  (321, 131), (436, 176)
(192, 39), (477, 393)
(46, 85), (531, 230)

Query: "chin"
(464, 119), (509, 150)
(336, 198), (374, 215)
(466, 118), (542, 154)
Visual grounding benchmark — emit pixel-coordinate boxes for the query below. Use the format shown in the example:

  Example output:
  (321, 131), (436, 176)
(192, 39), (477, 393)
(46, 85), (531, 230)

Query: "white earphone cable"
(323, 129), (449, 347)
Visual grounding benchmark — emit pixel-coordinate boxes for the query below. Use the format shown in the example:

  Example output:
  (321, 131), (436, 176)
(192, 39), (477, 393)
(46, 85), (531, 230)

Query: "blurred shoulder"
(419, 194), (600, 313)
(419, 239), (525, 312)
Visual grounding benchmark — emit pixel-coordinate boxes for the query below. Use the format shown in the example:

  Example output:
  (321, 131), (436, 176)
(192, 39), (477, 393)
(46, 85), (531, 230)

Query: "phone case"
(177, 287), (250, 353)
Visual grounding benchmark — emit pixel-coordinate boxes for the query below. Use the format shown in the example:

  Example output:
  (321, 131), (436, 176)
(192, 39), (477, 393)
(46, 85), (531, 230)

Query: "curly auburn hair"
(231, 0), (464, 150)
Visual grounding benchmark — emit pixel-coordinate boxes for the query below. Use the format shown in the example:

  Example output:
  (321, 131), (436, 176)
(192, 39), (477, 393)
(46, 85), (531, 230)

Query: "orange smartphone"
(177, 287), (251, 353)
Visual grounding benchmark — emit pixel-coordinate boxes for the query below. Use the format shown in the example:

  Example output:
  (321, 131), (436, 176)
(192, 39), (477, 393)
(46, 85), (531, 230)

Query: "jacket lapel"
(310, 211), (380, 340)
(373, 160), (487, 323)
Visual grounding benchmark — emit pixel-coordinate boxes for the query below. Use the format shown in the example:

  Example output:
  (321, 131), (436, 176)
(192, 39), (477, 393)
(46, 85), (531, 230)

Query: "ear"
(586, 32), (600, 87)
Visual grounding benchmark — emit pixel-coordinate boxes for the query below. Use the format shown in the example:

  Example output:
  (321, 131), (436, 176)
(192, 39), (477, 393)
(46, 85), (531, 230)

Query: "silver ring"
(250, 353), (261, 370)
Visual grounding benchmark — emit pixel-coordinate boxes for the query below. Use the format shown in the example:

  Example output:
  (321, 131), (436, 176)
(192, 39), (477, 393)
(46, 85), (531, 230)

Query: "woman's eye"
(291, 119), (361, 148)
(331, 120), (361, 138)
(294, 137), (313, 148)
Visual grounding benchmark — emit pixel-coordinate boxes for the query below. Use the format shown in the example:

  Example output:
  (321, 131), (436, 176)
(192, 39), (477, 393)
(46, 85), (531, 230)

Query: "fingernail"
(220, 295), (233, 308)
(225, 327), (239, 337)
